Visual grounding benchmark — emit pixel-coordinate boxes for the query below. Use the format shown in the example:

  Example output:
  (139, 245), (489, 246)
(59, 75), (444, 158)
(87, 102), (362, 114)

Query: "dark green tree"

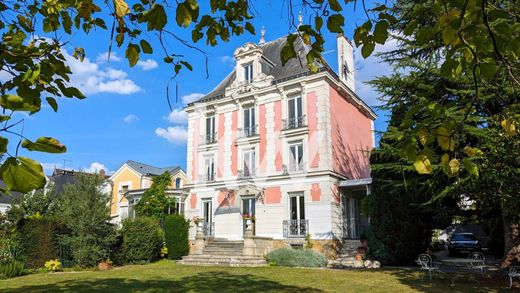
(163, 214), (190, 260)
(58, 174), (117, 267)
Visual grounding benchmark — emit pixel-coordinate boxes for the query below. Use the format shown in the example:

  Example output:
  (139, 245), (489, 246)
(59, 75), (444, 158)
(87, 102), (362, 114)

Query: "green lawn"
(0, 260), (512, 292)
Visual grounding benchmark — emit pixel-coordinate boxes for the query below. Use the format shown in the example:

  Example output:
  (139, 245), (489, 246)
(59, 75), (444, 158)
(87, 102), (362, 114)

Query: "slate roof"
(189, 36), (320, 105)
(125, 160), (182, 176)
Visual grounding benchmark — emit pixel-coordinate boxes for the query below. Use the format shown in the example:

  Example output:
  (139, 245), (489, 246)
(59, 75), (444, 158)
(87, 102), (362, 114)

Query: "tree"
(6, 183), (60, 224)
(58, 173), (117, 267)
(368, 0), (519, 265)
(134, 172), (175, 219)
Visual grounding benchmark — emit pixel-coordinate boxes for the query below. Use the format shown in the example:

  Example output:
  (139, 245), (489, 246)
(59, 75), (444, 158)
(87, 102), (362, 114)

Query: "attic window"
(261, 57), (274, 74)
(244, 63), (253, 83)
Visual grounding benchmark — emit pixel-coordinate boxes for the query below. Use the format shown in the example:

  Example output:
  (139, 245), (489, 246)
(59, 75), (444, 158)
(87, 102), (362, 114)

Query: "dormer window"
(244, 63), (253, 83)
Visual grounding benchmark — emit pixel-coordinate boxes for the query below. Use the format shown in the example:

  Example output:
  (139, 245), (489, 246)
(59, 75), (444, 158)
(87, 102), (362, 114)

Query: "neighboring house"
(183, 34), (376, 254)
(109, 160), (187, 223)
(49, 168), (111, 196)
(0, 192), (21, 215)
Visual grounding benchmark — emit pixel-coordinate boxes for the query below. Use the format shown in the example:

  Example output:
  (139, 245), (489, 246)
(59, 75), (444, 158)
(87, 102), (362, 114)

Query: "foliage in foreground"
(0, 260), (25, 279)
(266, 248), (327, 268)
(134, 172), (176, 219)
(120, 218), (164, 264)
(163, 214), (190, 260)
(58, 174), (117, 268)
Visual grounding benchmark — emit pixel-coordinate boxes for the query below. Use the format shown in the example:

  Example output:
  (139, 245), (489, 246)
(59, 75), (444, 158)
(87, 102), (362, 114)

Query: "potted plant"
(192, 216), (203, 226)
(98, 259), (113, 271)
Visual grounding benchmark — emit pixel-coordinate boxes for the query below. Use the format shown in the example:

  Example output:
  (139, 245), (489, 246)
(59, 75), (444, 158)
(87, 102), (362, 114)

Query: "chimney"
(337, 34), (355, 92)
(99, 169), (106, 179)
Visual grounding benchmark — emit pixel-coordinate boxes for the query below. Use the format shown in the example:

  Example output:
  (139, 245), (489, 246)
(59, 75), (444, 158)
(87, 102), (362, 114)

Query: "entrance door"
(242, 197), (256, 235)
(342, 194), (359, 239)
(202, 199), (213, 237)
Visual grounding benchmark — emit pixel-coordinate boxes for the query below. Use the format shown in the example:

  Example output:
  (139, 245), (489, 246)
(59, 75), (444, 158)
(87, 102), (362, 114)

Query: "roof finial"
(298, 11), (303, 27)
(259, 26), (266, 44)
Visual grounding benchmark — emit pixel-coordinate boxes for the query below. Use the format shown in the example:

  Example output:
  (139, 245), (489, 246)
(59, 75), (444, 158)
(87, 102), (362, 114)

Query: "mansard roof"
(189, 35), (316, 105)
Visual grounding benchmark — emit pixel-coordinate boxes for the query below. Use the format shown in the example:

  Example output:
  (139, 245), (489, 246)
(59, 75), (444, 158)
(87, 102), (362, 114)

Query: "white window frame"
(288, 192), (306, 220)
(203, 155), (215, 181)
(288, 140), (304, 172)
(205, 114), (216, 143)
(244, 62), (253, 83)
(243, 149), (256, 176)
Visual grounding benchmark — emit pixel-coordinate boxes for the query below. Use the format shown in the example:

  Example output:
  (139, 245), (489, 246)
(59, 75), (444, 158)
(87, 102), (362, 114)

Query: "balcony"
(199, 172), (215, 183)
(287, 161), (305, 173)
(237, 169), (256, 179)
(282, 115), (306, 130)
(283, 219), (309, 238)
(239, 126), (258, 138)
(202, 222), (215, 237)
(204, 132), (217, 144)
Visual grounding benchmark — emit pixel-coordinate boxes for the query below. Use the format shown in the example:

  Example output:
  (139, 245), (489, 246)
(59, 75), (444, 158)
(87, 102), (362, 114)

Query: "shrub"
(163, 214), (190, 260)
(430, 239), (446, 252)
(17, 217), (65, 269)
(0, 260), (25, 279)
(44, 259), (62, 272)
(121, 218), (164, 264)
(266, 248), (327, 267)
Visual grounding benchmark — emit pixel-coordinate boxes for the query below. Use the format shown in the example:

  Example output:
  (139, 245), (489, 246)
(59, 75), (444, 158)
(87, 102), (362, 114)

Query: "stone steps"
(179, 239), (266, 267)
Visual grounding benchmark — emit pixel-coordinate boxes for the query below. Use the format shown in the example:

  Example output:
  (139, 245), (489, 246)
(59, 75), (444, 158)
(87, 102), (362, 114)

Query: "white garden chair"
(416, 254), (441, 280)
(509, 266), (520, 289)
(468, 252), (485, 277)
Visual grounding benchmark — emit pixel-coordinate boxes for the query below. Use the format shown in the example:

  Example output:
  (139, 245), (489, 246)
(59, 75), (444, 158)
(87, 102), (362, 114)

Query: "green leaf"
(125, 43), (140, 67)
(326, 14), (344, 33)
(436, 126), (455, 151)
(0, 157), (46, 193)
(141, 4), (167, 31)
(280, 35), (297, 66)
(0, 137), (7, 153)
(73, 47), (85, 61)
(140, 40), (153, 54)
(315, 16), (323, 31)
(464, 159), (479, 177)
(46, 97), (58, 112)
(113, 0), (130, 17)
(463, 146), (483, 157)
(448, 158), (460, 174)
(176, 3), (192, 28)
(22, 137), (67, 153)
(180, 61), (193, 71)
(480, 62), (498, 79)
(328, 0), (342, 12)
(414, 155), (432, 174)
(373, 20), (389, 44)
(245, 22), (255, 34)
(0, 94), (40, 112)
(361, 40), (375, 58)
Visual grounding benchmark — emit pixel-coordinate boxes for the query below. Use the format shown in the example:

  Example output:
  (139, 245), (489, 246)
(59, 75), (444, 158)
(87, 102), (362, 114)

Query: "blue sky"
(2, 1), (393, 175)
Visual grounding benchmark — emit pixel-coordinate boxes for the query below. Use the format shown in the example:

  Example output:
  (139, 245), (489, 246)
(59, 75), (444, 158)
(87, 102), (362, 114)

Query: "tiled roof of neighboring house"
(0, 181), (22, 204)
(189, 36), (319, 105)
(125, 160), (183, 176)
(49, 168), (110, 196)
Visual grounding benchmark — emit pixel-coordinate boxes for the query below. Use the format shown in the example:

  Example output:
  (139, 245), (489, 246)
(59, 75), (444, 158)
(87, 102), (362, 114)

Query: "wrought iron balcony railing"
(239, 126), (258, 138)
(205, 132), (217, 144)
(199, 172), (215, 183)
(237, 169), (256, 179)
(288, 162), (305, 172)
(283, 219), (309, 238)
(282, 115), (306, 130)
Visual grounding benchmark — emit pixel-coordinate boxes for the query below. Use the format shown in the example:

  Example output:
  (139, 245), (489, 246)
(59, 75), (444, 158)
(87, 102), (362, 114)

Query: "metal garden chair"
(468, 252), (485, 277)
(416, 253), (441, 280)
(509, 266), (520, 289)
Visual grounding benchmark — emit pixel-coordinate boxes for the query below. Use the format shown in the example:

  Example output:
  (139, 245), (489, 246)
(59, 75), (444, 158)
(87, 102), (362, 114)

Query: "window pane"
(290, 196), (297, 220)
(296, 97), (302, 117)
(288, 99), (295, 119)
(244, 109), (250, 128)
(297, 144), (303, 163)
(299, 196), (305, 219)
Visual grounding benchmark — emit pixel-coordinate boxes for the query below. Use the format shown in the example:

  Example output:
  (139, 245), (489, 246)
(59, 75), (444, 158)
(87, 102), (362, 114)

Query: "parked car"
(448, 232), (481, 256)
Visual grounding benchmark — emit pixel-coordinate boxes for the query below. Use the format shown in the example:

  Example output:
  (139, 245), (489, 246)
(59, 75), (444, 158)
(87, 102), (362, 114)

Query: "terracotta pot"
(98, 261), (112, 271)
(355, 253), (363, 261)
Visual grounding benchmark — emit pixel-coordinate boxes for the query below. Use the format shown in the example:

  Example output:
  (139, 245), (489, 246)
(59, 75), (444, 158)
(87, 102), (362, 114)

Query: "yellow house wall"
(110, 167), (142, 216)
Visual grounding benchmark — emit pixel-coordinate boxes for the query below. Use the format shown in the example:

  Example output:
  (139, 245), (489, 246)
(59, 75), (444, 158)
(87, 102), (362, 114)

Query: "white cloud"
(123, 114), (139, 123)
(155, 126), (188, 144)
(167, 108), (188, 124)
(181, 93), (204, 104)
(96, 51), (122, 63)
(63, 49), (141, 95)
(219, 55), (235, 67)
(84, 162), (110, 174)
(137, 59), (158, 70)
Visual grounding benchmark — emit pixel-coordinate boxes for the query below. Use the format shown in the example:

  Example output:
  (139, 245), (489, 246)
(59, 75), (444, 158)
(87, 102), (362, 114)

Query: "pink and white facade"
(184, 35), (376, 252)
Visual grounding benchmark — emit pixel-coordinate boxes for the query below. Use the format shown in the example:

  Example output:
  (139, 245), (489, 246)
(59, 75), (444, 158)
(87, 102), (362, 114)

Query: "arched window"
(175, 177), (181, 189)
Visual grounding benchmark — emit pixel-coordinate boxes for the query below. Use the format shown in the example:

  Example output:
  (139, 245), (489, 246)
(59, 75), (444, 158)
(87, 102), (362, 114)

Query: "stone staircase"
(328, 240), (363, 268)
(178, 239), (267, 267)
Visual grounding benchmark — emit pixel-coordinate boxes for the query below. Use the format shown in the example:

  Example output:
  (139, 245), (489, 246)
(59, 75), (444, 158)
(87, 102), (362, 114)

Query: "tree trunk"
(501, 220), (520, 268)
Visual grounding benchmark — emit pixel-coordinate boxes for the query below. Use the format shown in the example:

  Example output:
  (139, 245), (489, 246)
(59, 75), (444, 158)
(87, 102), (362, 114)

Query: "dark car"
(448, 233), (481, 256)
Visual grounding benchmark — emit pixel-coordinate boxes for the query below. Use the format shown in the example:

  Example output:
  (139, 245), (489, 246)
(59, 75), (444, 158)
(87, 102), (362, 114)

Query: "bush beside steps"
(266, 248), (327, 267)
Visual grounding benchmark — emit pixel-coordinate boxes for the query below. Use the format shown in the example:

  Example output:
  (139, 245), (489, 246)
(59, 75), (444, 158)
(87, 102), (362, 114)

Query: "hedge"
(120, 218), (164, 264)
(17, 217), (66, 269)
(163, 214), (190, 259)
(0, 260), (25, 279)
(266, 248), (327, 267)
